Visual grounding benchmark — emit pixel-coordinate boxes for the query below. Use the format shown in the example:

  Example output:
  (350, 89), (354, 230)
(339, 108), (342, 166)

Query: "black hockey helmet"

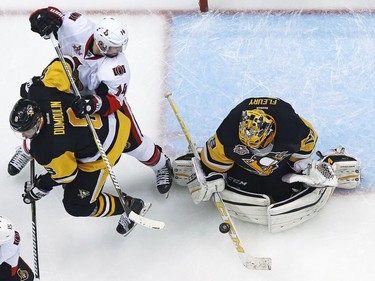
(9, 98), (42, 133)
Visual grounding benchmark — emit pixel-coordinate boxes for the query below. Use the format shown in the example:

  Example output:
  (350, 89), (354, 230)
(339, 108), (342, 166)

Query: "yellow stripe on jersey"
(299, 117), (318, 153)
(90, 169), (108, 204)
(93, 194), (105, 217)
(46, 151), (78, 183)
(41, 60), (72, 93)
(78, 111), (131, 172)
(289, 117), (318, 163)
(107, 194), (116, 217)
(201, 133), (234, 173)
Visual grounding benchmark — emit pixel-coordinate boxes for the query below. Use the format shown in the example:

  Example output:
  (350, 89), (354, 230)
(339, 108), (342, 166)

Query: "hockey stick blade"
(128, 210), (165, 230)
(240, 254), (272, 270)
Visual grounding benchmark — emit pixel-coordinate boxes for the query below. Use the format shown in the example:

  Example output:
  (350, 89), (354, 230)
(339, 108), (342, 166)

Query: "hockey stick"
(30, 159), (41, 280)
(49, 34), (164, 230)
(165, 92), (271, 270)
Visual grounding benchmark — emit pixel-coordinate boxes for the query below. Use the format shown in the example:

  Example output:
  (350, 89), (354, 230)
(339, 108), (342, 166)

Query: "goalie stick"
(49, 34), (164, 230)
(165, 92), (271, 270)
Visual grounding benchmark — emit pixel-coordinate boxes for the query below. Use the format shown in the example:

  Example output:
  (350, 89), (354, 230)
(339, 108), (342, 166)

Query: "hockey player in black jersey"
(174, 97), (360, 232)
(8, 59), (147, 236)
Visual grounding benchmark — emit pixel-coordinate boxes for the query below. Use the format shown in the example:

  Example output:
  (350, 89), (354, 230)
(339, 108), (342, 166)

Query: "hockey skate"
(155, 157), (173, 195)
(8, 146), (32, 176)
(116, 196), (151, 236)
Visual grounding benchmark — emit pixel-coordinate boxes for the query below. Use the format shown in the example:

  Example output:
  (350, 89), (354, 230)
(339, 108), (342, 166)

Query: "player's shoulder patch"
(112, 65), (126, 76)
(68, 12), (82, 21)
(207, 135), (217, 149)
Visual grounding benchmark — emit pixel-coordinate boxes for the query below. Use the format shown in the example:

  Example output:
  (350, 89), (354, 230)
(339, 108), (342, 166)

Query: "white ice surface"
(0, 2), (375, 281)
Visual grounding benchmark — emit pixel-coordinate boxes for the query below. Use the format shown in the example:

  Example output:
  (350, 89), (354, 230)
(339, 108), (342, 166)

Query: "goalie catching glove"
(187, 157), (225, 204)
(282, 160), (338, 188)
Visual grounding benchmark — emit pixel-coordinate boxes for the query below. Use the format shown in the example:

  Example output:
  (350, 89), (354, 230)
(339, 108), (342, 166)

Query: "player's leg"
(8, 139), (32, 176)
(121, 100), (173, 195)
(62, 169), (145, 235)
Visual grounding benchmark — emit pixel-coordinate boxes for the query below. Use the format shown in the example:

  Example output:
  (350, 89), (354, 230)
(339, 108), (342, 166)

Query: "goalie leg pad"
(221, 188), (271, 225)
(172, 153), (194, 186)
(268, 186), (335, 232)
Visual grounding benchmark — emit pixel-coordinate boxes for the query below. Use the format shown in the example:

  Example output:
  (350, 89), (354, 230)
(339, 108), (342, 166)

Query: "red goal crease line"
(2, 9), (375, 16)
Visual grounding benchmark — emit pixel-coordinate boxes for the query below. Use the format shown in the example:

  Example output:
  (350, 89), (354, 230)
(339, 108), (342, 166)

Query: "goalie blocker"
(172, 146), (361, 232)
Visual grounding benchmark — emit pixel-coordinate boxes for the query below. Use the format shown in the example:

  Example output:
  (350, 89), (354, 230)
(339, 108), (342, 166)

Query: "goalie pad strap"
(172, 154), (194, 186)
(268, 186), (335, 232)
(221, 188), (271, 225)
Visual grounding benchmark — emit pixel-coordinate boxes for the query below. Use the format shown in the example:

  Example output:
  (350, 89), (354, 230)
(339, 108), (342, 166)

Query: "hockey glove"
(187, 157), (225, 204)
(29, 7), (63, 38)
(20, 76), (41, 98)
(23, 175), (51, 204)
(71, 95), (101, 118)
(282, 160), (338, 188)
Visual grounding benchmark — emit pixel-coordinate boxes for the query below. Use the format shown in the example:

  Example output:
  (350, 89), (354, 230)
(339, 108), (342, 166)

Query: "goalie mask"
(239, 109), (276, 148)
(0, 216), (14, 245)
(94, 17), (128, 57)
(9, 98), (43, 139)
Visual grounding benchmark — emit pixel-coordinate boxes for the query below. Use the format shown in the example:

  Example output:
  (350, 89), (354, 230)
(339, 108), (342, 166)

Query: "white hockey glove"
(317, 146), (361, 189)
(282, 160), (338, 188)
(187, 157), (225, 204)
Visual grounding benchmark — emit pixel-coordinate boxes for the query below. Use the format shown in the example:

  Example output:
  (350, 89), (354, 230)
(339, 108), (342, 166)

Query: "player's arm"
(186, 133), (233, 204)
(282, 117), (337, 188)
(200, 133), (234, 174)
(20, 56), (75, 98)
(29, 6), (64, 39)
(70, 81), (122, 118)
(23, 151), (78, 204)
(289, 117), (318, 172)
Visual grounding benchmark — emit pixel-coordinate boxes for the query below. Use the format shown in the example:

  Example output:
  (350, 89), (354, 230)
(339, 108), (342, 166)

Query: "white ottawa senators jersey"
(57, 12), (130, 104)
(0, 231), (20, 271)
(200, 97), (318, 176)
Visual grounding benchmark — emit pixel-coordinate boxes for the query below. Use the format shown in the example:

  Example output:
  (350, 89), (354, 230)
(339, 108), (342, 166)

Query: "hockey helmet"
(94, 17), (128, 56)
(9, 98), (43, 138)
(0, 216), (14, 245)
(239, 109), (276, 148)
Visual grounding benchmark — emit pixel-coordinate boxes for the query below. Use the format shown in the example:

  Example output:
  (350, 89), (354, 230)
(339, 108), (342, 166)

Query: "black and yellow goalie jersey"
(25, 59), (130, 186)
(200, 97), (317, 176)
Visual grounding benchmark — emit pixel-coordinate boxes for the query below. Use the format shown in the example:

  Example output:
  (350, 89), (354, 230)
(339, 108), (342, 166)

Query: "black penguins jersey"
(200, 97), (317, 176)
(26, 60), (130, 185)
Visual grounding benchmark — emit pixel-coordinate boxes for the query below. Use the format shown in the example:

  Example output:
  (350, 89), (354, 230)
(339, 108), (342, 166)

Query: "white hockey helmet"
(94, 17), (128, 55)
(0, 216), (14, 245)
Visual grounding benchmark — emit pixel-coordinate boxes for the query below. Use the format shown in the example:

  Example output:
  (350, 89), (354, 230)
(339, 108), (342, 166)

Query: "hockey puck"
(219, 222), (230, 233)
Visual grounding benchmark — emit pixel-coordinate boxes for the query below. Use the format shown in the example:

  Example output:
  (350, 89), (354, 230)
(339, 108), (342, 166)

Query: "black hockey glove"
(29, 6), (63, 38)
(20, 76), (41, 98)
(23, 175), (51, 204)
(71, 95), (101, 118)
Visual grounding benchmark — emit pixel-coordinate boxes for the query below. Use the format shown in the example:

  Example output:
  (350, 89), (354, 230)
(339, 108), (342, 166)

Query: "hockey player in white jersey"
(8, 7), (173, 195)
(0, 217), (34, 281)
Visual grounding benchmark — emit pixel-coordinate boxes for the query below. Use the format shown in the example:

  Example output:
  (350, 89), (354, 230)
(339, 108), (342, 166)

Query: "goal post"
(199, 0), (209, 12)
